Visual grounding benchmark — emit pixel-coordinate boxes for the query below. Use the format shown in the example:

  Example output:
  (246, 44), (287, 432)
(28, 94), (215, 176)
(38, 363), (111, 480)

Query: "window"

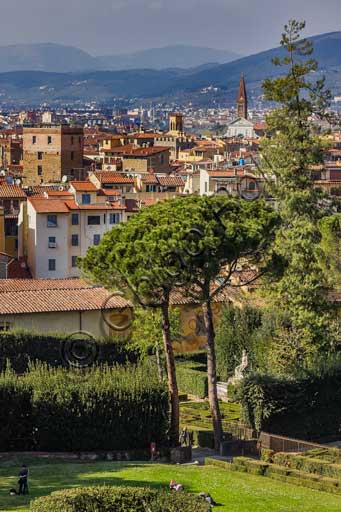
(87, 215), (100, 225)
(47, 215), (57, 228)
(48, 259), (56, 271)
(32, 136), (36, 144)
(82, 193), (91, 205)
(93, 234), (101, 245)
(71, 151), (74, 161)
(110, 213), (120, 225)
(38, 152), (43, 160)
(47, 136), (52, 144)
(204, 182), (208, 193)
(71, 213), (79, 225)
(71, 255), (78, 267)
(71, 234), (79, 246)
(37, 165), (43, 176)
(71, 136), (74, 145)
(48, 236), (56, 248)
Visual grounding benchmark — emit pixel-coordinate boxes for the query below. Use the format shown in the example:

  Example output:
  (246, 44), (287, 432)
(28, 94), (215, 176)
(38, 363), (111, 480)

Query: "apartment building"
(23, 182), (126, 278)
(23, 125), (84, 186)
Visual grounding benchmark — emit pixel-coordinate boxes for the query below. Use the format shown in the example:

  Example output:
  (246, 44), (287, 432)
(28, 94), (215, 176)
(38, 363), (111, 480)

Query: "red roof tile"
(29, 198), (70, 213)
(0, 184), (27, 199)
(70, 181), (97, 192)
(0, 278), (132, 314)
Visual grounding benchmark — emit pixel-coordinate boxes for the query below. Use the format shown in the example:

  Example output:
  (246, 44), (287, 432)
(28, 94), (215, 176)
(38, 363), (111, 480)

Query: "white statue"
(228, 350), (248, 386)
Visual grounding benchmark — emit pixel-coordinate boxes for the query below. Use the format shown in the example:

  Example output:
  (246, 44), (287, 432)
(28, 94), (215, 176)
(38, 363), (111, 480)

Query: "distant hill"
(169, 31), (341, 94)
(172, 32), (341, 95)
(0, 43), (97, 73)
(0, 43), (240, 73)
(0, 32), (339, 105)
(97, 45), (240, 70)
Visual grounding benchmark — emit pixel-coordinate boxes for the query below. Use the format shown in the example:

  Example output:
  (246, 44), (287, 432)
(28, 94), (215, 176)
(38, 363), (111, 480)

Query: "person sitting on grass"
(18, 464), (29, 495)
(169, 479), (183, 491)
(199, 492), (217, 507)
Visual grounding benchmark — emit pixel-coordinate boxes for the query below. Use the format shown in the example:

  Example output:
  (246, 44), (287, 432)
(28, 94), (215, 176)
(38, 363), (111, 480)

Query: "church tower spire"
(237, 73), (248, 119)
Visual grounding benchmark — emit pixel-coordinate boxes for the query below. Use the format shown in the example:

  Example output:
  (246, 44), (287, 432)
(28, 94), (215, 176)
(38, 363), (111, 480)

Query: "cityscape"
(0, 2), (341, 512)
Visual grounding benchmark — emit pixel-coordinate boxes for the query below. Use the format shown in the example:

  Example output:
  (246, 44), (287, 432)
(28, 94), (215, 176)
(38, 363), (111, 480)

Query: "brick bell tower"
(237, 73), (248, 119)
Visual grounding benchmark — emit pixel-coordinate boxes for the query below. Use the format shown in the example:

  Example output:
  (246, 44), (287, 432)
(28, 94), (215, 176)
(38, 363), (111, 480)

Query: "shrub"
(30, 486), (211, 512)
(260, 448), (275, 463)
(176, 361), (208, 398)
(0, 331), (140, 373)
(0, 363), (169, 452)
(239, 366), (341, 439)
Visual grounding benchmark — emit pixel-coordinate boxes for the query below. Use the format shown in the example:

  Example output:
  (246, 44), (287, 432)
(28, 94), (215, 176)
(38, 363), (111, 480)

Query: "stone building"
(23, 125), (84, 186)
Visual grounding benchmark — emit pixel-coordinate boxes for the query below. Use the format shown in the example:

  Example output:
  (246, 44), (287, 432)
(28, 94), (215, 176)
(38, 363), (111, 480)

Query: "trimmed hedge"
(0, 363), (169, 452)
(0, 331), (139, 373)
(273, 452), (341, 479)
(176, 363), (208, 398)
(30, 486), (211, 512)
(239, 367), (341, 439)
(230, 456), (341, 495)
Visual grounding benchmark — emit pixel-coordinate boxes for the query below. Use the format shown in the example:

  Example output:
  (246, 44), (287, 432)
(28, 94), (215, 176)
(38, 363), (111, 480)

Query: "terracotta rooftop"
(70, 181), (97, 192)
(0, 184), (27, 199)
(93, 172), (135, 184)
(28, 198), (70, 213)
(0, 278), (132, 315)
(157, 176), (185, 187)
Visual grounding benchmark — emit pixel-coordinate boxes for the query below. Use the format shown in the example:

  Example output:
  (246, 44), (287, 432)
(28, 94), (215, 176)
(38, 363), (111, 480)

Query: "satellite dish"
(59, 185), (64, 191)
(15, 179), (21, 186)
(61, 175), (68, 183)
(0, 170), (5, 176)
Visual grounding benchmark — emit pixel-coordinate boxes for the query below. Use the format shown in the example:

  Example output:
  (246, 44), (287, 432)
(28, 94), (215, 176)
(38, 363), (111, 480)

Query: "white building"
(21, 182), (126, 278)
(225, 118), (255, 139)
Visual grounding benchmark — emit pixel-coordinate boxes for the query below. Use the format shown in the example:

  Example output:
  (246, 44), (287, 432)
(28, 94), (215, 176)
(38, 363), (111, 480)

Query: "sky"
(1, 0), (340, 56)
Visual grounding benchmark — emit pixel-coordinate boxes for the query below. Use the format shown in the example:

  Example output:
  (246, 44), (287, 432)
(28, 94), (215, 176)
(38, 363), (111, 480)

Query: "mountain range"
(0, 32), (339, 105)
(0, 43), (240, 73)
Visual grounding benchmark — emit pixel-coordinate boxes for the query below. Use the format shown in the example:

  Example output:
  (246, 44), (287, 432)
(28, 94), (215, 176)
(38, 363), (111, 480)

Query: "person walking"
(18, 464), (29, 495)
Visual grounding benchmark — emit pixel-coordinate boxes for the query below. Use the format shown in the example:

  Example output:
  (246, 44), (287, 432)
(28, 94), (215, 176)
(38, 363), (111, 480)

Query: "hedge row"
(0, 363), (169, 452)
(0, 331), (140, 373)
(230, 457), (341, 495)
(239, 367), (341, 439)
(272, 451), (341, 479)
(31, 486), (211, 512)
(176, 362), (208, 398)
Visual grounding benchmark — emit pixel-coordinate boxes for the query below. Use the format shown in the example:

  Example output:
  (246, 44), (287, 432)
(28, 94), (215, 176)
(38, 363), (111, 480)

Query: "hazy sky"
(1, 0), (341, 55)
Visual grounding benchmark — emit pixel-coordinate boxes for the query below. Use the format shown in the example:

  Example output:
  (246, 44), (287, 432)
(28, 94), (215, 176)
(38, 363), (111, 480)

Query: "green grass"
(0, 457), (340, 512)
(180, 400), (241, 430)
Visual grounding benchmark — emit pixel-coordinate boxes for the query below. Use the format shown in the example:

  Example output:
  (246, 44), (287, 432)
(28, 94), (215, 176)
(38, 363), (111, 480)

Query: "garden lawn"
(0, 457), (341, 512)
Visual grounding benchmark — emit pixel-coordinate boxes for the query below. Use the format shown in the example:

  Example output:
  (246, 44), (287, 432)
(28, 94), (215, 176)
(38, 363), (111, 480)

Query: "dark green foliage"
(0, 331), (139, 373)
(240, 366), (341, 439)
(30, 486), (211, 512)
(259, 20), (335, 370)
(176, 362), (208, 398)
(215, 305), (262, 381)
(191, 430), (215, 449)
(0, 364), (169, 452)
(175, 351), (207, 365)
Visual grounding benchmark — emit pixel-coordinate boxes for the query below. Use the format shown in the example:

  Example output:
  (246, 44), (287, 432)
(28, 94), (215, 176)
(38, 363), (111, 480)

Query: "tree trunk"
(155, 344), (164, 383)
(202, 300), (223, 450)
(161, 300), (180, 446)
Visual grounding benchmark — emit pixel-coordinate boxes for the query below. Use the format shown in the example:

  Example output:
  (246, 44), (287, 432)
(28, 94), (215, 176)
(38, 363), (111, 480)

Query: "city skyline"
(0, 0), (340, 56)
